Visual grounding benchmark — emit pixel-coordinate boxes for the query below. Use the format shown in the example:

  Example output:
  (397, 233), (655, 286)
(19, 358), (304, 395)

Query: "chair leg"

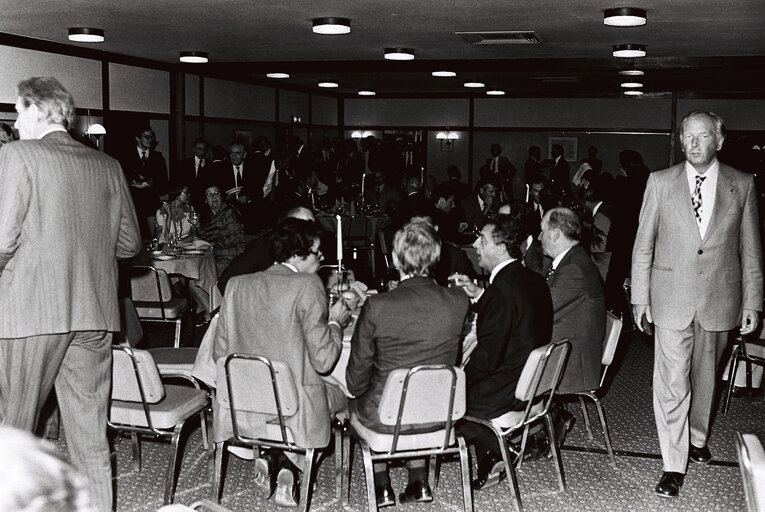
(360, 442), (378, 512)
(457, 435), (474, 512)
(545, 413), (566, 492)
(300, 448), (316, 512)
(174, 318), (182, 348)
(723, 348), (741, 416)
(579, 396), (594, 440)
(428, 454), (439, 490)
(499, 433), (523, 512)
(164, 421), (187, 504)
(211, 442), (225, 502)
(591, 395), (615, 464)
(334, 424), (343, 500)
(516, 425), (530, 470)
(345, 433), (355, 504)
(131, 432), (142, 472)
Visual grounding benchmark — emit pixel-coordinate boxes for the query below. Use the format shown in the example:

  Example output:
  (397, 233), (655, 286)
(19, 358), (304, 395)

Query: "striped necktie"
(692, 175), (706, 227)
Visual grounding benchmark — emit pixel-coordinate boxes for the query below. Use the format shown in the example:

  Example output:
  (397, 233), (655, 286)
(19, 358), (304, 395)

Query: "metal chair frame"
(346, 364), (473, 512)
(463, 339), (571, 512)
(723, 335), (765, 415)
(108, 345), (209, 505)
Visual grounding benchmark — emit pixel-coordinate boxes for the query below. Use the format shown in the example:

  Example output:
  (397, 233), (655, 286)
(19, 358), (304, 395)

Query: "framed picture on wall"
(548, 136), (578, 162)
(234, 130), (252, 150)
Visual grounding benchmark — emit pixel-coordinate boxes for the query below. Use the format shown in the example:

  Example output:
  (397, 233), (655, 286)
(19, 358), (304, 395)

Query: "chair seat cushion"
(110, 385), (207, 430)
(149, 347), (198, 374)
(491, 402), (544, 430)
(351, 412), (455, 453)
(134, 298), (188, 318)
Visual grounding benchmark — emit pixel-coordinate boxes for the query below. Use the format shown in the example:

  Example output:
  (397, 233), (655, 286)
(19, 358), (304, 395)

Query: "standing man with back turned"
(631, 110), (762, 498)
(0, 77), (142, 511)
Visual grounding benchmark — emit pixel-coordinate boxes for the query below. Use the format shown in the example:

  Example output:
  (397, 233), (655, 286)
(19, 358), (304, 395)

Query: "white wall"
(109, 63), (169, 113)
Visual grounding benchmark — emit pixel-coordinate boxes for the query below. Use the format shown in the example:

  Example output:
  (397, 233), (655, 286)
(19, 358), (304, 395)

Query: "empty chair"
(347, 364), (472, 512)
(129, 265), (194, 348)
(109, 345), (209, 505)
(462, 339), (571, 512)
(570, 311), (624, 462)
(736, 432), (765, 512)
(723, 335), (765, 415)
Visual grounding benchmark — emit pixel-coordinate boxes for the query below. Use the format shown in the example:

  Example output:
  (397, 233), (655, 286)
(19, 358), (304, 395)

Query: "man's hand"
(632, 304), (653, 334)
(450, 273), (482, 299)
(740, 309), (760, 336)
(329, 297), (352, 328)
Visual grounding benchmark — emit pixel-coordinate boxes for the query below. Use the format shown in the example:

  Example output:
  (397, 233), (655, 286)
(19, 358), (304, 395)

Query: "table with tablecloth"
(149, 245), (220, 313)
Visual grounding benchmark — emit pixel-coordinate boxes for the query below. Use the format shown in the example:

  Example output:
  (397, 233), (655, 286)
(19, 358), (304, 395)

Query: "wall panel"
(345, 98), (470, 127)
(109, 64), (169, 113)
(205, 79), (275, 121)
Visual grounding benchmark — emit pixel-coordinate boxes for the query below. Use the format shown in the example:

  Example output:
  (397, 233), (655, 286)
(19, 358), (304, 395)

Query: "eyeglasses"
(140, 133), (155, 139)
(205, 191), (221, 198)
(309, 249), (323, 259)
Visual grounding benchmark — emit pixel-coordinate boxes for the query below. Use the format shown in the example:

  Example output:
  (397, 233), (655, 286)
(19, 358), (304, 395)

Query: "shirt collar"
(281, 262), (298, 273)
(552, 245), (574, 270)
(489, 257), (516, 284)
(592, 201), (604, 216)
(477, 195), (485, 210)
(685, 158), (719, 181)
(38, 126), (66, 139)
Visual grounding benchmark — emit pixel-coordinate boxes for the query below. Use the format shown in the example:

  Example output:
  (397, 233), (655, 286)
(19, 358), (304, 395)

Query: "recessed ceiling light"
(621, 82), (644, 88)
(604, 7), (647, 27)
(318, 81), (339, 88)
(179, 51), (209, 63)
(619, 69), (645, 76)
(68, 27), (104, 43)
(624, 90), (644, 96)
(312, 17), (351, 35)
(613, 44), (646, 58)
(358, 90), (376, 96)
(486, 89), (506, 96)
(384, 47), (415, 61)
(432, 71), (456, 77)
(266, 72), (290, 79)
(464, 81), (485, 88)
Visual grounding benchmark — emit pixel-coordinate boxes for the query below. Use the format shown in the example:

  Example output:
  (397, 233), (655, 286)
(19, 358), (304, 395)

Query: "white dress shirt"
(685, 159), (718, 239)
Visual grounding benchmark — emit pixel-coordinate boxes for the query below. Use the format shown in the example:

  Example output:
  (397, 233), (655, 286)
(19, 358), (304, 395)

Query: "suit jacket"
(523, 238), (550, 276)
(550, 157), (571, 194)
(173, 157), (208, 208)
(631, 162), (763, 331)
(217, 234), (272, 295)
(433, 242), (477, 286)
(0, 131), (142, 338)
(213, 264), (343, 448)
(121, 148), (168, 217)
(462, 194), (497, 229)
(346, 277), (469, 432)
(548, 244), (605, 394)
(465, 261), (553, 419)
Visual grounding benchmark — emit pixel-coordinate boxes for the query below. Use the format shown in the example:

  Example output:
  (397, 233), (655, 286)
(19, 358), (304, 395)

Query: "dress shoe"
(375, 482), (395, 508)
(399, 480), (434, 504)
(655, 471), (684, 498)
(471, 451), (507, 490)
(689, 444), (712, 464)
(274, 466), (299, 507)
(523, 433), (550, 462)
(731, 385), (749, 398)
(254, 451), (278, 495)
(554, 409), (576, 448)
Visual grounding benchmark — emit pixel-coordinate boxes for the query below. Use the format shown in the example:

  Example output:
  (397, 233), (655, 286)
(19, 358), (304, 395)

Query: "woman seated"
(346, 221), (470, 508)
(154, 185), (197, 243)
(197, 185), (245, 275)
(212, 218), (351, 508)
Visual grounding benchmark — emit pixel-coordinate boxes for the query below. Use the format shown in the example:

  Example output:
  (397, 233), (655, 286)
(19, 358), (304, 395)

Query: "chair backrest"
(377, 365), (466, 451)
(112, 346), (165, 404)
(221, 354), (299, 444)
(736, 432), (765, 512)
(599, 311), (624, 388)
(130, 266), (173, 303)
(117, 297), (144, 348)
(514, 340), (571, 425)
(378, 230), (391, 269)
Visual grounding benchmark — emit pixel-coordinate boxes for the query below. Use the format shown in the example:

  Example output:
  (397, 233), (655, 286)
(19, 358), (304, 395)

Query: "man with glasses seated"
(346, 221), (470, 507)
(212, 218), (351, 507)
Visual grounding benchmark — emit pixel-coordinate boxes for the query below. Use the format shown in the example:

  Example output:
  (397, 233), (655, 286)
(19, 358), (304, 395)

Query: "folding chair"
(462, 339), (571, 512)
(130, 265), (194, 348)
(211, 354), (326, 512)
(723, 335), (765, 415)
(109, 346), (209, 505)
(735, 432), (765, 512)
(571, 311), (623, 462)
(347, 365), (472, 512)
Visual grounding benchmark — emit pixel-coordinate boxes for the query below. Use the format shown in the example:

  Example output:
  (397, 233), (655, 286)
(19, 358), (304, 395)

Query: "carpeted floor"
(51, 324), (765, 511)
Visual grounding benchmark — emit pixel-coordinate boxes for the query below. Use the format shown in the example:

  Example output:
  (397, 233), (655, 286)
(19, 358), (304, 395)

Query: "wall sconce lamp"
(436, 129), (459, 152)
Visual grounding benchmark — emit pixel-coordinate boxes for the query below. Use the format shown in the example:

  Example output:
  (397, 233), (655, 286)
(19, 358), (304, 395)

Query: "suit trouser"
(0, 331), (113, 512)
(653, 318), (728, 473)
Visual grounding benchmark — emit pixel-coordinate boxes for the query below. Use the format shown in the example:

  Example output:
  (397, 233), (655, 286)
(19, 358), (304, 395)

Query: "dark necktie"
(692, 175), (706, 227)
(545, 265), (555, 282)
(235, 166), (242, 187)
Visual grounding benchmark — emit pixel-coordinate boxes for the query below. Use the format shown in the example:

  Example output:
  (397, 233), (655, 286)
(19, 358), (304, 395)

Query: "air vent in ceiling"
(456, 31), (541, 45)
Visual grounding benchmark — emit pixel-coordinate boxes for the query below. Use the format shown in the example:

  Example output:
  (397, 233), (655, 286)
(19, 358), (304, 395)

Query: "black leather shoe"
(655, 471), (684, 498)
(523, 433), (550, 462)
(375, 482), (395, 508)
(399, 480), (434, 504)
(471, 451), (507, 490)
(731, 386), (749, 398)
(554, 409), (576, 448)
(689, 444), (712, 464)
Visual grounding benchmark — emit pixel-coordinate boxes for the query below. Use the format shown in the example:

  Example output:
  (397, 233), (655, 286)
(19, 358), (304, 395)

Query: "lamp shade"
(463, 81), (485, 88)
(612, 44), (646, 58)
(86, 123), (106, 135)
(436, 132), (448, 140)
(357, 90), (376, 96)
(351, 130), (363, 139)
(619, 69), (645, 76)
(68, 27), (104, 43)
(604, 8), (647, 27)
(384, 48), (415, 61)
(179, 51), (209, 63)
(318, 81), (338, 88)
(266, 72), (290, 79)
(312, 17), (351, 35)
(432, 71), (456, 77)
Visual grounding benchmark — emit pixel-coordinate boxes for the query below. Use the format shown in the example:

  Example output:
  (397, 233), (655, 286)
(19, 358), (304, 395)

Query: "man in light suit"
(0, 77), (142, 511)
(631, 111), (763, 498)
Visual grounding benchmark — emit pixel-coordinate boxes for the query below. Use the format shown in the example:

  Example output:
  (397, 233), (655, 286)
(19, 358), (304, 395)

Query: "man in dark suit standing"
(0, 77), (142, 511)
(486, 143), (517, 200)
(539, 207), (605, 395)
(452, 214), (553, 490)
(462, 177), (499, 230)
(549, 143), (571, 197)
(632, 111), (763, 498)
(174, 137), (209, 210)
